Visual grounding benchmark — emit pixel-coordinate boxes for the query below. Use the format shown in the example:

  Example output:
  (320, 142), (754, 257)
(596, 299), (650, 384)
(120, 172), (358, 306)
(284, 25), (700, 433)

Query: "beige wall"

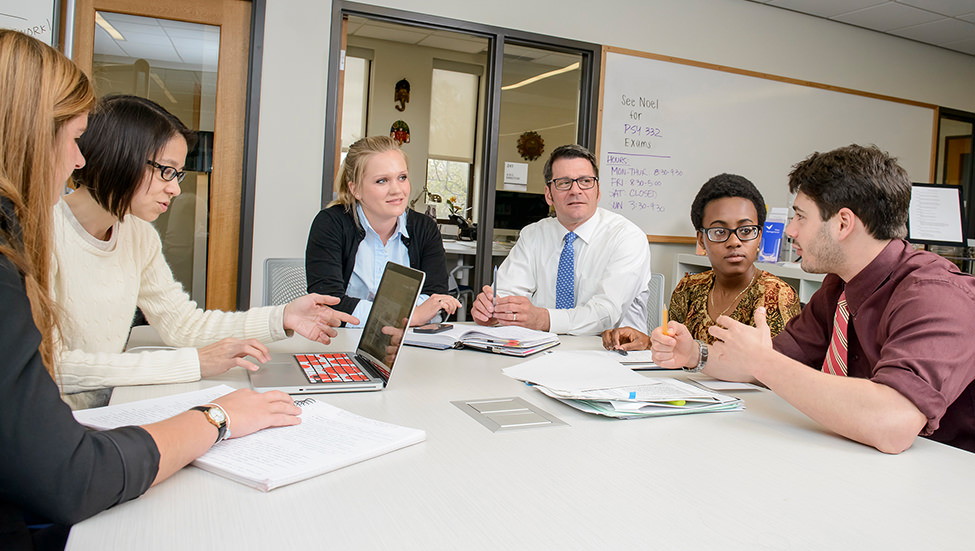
(250, 0), (975, 304)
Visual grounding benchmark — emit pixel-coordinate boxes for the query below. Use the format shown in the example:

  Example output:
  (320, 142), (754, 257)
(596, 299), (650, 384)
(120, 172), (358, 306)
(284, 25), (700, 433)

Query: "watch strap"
(190, 405), (228, 444)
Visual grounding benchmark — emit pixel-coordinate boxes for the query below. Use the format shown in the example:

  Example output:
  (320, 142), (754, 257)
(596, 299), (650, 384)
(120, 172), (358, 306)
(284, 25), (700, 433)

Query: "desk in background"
(68, 327), (972, 550)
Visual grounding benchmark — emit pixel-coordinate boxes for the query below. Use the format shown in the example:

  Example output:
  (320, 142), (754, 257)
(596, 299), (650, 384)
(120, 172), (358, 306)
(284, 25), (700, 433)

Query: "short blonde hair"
(0, 30), (95, 377)
(330, 136), (408, 212)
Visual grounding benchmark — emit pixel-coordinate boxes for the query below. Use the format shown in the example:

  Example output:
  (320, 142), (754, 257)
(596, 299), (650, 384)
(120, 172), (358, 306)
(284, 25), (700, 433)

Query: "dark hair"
(543, 144), (598, 184)
(788, 144), (910, 240)
(690, 173), (767, 229)
(74, 95), (196, 219)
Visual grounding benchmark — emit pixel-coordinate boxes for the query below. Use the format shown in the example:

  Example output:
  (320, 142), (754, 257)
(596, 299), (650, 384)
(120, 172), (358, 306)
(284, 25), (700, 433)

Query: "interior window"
(426, 65), (479, 220)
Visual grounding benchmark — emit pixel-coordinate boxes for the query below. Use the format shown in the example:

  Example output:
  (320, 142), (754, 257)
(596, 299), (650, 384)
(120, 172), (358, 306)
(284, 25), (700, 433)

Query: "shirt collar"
(842, 239), (903, 312)
(356, 203), (410, 241)
(561, 208), (601, 244)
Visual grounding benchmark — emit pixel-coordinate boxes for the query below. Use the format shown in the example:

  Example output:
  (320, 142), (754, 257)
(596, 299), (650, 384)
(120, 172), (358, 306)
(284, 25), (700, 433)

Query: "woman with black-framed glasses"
(52, 95), (356, 409)
(603, 173), (800, 351)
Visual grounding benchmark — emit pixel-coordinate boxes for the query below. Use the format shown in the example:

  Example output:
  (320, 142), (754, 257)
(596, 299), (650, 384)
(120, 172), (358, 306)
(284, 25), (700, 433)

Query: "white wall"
(251, 0), (975, 304)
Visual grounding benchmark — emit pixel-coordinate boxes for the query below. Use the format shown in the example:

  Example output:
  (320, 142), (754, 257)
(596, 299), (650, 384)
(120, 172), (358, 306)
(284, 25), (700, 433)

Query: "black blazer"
(305, 204), (450, 317)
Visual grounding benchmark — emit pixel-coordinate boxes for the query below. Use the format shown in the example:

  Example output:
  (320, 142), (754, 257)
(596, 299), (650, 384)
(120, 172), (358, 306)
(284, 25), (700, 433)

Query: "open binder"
(404, 324), (559, 357)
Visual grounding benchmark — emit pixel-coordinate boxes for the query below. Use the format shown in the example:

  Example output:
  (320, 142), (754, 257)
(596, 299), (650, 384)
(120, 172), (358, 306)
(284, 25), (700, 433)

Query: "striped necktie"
(822, 291), (849, 376)
(555, 232), (577, 309)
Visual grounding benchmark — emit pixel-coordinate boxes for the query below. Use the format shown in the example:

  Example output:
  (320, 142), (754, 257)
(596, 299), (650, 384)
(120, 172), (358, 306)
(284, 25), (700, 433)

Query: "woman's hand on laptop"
(284, 293), (359, 344)
(198, 337), (271, 377)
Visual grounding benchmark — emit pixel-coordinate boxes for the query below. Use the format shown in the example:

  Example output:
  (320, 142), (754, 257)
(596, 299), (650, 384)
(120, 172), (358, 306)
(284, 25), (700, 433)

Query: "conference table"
(67, 327), (973, 550)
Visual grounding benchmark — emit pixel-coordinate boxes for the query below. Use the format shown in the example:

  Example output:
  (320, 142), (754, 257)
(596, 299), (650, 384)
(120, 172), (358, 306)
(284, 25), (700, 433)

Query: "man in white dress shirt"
(471, 144), (652, 335)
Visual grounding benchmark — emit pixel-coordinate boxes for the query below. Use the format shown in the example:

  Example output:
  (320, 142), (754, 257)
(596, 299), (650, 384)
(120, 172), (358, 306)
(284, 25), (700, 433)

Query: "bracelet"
(682, 340), (708, 373)
(204, 402), (232, 440)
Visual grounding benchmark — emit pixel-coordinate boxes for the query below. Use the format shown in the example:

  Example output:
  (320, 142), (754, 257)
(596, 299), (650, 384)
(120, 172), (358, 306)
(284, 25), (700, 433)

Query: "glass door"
(89, 12), (217, 303)
(70, 0), (251, 310)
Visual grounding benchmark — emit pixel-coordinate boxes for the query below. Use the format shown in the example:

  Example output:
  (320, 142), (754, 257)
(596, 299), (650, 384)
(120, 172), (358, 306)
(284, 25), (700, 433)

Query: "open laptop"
(249, 262), (424, 394)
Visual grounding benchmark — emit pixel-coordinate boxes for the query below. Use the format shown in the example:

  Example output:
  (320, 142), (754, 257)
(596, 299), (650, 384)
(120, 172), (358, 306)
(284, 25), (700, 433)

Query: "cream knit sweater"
(53, 199), (287, 407)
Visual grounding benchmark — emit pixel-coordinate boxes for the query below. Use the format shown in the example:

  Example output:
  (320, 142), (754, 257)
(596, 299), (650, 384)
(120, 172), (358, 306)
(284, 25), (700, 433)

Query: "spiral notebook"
(73, 385), (426, 491)
(404, 324), (560, 357)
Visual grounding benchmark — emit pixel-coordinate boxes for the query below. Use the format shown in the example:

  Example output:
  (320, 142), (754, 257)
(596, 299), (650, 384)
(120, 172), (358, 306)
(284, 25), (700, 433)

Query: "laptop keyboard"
(295, 353), (370, 384)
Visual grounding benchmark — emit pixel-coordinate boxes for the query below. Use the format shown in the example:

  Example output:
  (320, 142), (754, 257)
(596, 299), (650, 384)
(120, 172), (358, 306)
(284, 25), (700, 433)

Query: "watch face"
(208, 406), (226, 424)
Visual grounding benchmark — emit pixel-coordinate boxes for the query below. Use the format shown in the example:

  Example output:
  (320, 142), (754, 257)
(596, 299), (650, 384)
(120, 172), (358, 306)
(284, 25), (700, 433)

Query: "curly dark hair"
(788, 144), (910, 240)
(690, 173), (767, 230)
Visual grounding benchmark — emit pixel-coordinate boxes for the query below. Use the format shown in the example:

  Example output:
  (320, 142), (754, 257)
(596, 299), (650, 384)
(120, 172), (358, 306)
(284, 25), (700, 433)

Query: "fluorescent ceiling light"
(501, 62), (579, 91)
(149, 73), (178, 104)
(95, 13), (125, 41)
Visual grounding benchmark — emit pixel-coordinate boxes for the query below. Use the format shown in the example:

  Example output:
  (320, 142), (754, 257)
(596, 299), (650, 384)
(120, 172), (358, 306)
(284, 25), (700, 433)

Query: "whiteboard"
(0, 0), (58, 46)
(597, 48), (935, 240)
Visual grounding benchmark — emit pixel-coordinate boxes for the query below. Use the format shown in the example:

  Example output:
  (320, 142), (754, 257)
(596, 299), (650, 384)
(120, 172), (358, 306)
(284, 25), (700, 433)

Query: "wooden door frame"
(69, 0), (250, 311)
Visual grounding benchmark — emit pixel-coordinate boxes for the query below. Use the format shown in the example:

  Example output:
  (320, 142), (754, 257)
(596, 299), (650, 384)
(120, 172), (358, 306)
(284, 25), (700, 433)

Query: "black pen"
(615, 348), (628, 356)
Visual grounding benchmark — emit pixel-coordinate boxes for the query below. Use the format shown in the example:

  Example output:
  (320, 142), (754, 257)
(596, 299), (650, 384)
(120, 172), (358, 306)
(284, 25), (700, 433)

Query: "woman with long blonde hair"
(0, 30), (301, 550)
(305, 135), (461, 326)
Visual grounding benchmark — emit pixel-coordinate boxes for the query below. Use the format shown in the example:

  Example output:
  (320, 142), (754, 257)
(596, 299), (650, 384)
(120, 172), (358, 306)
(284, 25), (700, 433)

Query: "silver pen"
(492, 264), (498, 312)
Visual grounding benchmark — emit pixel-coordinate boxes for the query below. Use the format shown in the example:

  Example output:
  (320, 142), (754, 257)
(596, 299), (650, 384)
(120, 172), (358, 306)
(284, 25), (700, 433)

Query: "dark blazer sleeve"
(305, 206), (361, 315)
(405, 210), (449, 296)
(0, 256), (159, 532)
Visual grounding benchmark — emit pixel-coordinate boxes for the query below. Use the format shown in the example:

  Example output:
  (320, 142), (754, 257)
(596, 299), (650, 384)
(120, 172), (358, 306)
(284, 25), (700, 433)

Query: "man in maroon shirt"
(652, 144), (975, 454)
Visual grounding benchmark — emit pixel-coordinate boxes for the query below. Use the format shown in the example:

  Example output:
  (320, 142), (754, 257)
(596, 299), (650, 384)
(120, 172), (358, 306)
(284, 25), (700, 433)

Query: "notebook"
(404, 324), (560, 357)
(249, 262), (424, 394)
(74, 385), (426, 492)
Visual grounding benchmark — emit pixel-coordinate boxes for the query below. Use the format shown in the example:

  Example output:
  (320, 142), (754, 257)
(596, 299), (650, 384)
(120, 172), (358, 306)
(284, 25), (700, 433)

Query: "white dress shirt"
(496, 208), (651, 335)
(347, 204), (429, 327)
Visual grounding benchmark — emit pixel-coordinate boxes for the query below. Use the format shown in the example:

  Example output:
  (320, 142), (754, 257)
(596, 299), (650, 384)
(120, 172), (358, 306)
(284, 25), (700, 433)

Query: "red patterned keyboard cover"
(294, 353), (370, 383)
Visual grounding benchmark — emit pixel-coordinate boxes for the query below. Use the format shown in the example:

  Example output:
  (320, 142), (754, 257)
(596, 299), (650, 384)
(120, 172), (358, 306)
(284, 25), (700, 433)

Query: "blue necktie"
(556, 232), (577, 309)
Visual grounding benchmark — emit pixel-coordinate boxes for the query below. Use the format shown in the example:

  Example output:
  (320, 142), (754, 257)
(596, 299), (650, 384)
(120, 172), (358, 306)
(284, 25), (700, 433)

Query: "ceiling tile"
(834, 3), (943, 31)
(766, 0), (887, 18)
(417, 34), (487, 54)
(891, 17), (975, 44)
(943, 37), (975, 54)
(353, 25), (429, 44)
(898, 0), (975, 17)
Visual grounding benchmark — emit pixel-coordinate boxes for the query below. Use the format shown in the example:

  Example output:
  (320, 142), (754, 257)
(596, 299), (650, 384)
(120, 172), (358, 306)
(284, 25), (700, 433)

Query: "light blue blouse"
(346, 204), (429, 327)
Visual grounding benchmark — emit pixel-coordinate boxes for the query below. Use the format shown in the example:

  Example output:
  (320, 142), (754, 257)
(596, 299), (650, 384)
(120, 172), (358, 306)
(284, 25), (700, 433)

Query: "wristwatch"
(682, 340), (708, 374)
(190, 404), (229, 444)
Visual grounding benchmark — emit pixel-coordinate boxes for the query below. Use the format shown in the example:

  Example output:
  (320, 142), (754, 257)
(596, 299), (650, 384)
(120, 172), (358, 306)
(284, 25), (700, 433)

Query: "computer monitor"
(907, 183), (967, 247)
(494, 190), (550, 235)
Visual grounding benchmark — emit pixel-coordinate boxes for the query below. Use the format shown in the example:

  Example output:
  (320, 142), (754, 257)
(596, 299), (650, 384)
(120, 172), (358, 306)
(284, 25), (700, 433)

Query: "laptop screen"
(356, 262), (424, 380)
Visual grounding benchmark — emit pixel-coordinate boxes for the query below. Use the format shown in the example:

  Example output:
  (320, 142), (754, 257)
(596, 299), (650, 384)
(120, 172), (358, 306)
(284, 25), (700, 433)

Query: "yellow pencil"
(662, 307), (669, 336)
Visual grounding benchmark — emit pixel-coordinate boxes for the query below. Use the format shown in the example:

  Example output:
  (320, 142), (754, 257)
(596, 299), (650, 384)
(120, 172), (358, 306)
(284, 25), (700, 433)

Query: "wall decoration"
(517, 130), (544, 161)
(390, 120), (411, 145)
(394, 78), (410, 112)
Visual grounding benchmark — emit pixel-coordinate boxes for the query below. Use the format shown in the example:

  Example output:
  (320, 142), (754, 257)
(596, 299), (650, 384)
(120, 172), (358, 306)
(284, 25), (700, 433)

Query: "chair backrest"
(645, 272), (666, 333)
(263, 258), (307, 306)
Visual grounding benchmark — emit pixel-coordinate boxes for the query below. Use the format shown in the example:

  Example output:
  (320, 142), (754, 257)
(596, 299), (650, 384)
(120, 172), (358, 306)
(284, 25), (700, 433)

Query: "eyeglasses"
(700, 225), (761, 243)
(547, 176), (598, 191)
(146, 160), (186, 183)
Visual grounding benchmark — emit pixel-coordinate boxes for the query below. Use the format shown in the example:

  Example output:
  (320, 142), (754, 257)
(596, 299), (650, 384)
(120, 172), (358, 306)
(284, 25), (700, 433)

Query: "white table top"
(67, 327), (973, 550)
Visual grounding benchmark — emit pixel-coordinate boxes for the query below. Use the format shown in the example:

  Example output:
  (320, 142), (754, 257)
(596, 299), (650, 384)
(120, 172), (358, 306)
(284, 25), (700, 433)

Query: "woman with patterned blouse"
(602, 173), (800, 351)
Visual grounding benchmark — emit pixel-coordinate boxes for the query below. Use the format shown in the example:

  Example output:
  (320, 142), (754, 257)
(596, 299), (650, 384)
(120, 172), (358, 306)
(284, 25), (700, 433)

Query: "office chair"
(447, 265), (475, 321)
(263, 258), (307, 306)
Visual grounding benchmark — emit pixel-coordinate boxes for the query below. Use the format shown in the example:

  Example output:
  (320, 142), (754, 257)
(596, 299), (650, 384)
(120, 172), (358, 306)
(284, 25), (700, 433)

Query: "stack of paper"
(73, 385), (426, 491)
(502, 351), (743, 418)
(404, 324), (559, 357)
(601, 349), (665, 371)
